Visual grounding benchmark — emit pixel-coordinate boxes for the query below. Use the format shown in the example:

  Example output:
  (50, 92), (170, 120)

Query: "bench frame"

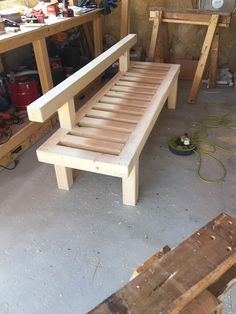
(28, 34), (180, 206)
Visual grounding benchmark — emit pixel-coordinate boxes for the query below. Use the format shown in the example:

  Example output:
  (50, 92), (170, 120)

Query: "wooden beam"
(188, 14), (219, 103)
(93, 15), (103, 57)
(27, 34), (137, 123)
(209, 28), (219, 89)
(120, 0), (130, 39)
(147, 10), (162, 62)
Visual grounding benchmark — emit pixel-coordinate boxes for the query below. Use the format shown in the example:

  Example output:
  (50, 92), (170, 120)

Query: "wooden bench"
(27, 34), (180, 206)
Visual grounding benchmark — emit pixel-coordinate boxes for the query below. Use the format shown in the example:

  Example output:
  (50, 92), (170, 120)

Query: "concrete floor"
(0, 81), (236, 314)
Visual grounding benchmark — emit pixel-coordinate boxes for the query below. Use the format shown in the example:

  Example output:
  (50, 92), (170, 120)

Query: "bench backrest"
(27, 34), (137, 129)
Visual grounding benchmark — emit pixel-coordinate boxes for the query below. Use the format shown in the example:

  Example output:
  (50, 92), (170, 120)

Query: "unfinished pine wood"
(209, 28), (219, 89)
(188, 15), (219, 103)
(120, 0), (130, 39)
(110, 85), (156, 95)
(28, 35), (137, 122)
(28, 34), (180, 205)
(147, 10), (162, 62)
(89, 213), (236, 314)
(119, 51), (130, 72)
(93, 15), (102, 57)
(168, 78), (178, 109)
(54, 165), (73, 190)
(122, 159), (139, 206)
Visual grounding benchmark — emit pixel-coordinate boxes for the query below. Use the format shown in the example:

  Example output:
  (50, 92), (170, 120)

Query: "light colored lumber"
(79, 117), (135, 133)
(168, 77), (178, 109)
(100, 96), (149, 108)
(209, 28), (219, 89)
(120, 76), (162, 84)
(124, 72), (165, 79)
(93, 103), (145, 115)
(115, 81), (159, 90)
(86, 109), (140, 124)
(105, 91), (152, 101)
(119, 51), (130, 72)
(70, 127), (129, 144)
(32, 39), (54, 94)
(122, 159), (139, 206)
(60, 134), (124, 155)
(120, 0), (130, 39)
(54, 165), (73, 190)
(110, 85), (156, 95)
(188, 14), (219, 103)
(27, 34), (137, 122)
(58, 98), (76, 129)
(147, 10), (162, 62)
(93, 15), (102, 57)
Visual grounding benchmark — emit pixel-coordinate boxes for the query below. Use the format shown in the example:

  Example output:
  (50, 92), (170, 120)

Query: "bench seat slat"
(105, 91), (152, 101)
(120, 76), (162, 84)
(59, 134), (124, 155)
(110, 86), (156, 95)
(86, 109), (140, 124)
(125, 72), (166, 79)
(79, 117), (135, 133)
(93, 103), (145, 115)
(130, 68), (169, 75)
(100, 96), (149, 108)
(115, 81), (160, 90)
(70, 127), (129, 144)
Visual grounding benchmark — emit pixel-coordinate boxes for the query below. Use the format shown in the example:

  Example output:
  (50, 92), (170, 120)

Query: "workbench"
(0, 9), (103, 169)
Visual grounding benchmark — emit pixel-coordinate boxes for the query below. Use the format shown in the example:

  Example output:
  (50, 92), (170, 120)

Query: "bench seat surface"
(36, 62), (180, 178)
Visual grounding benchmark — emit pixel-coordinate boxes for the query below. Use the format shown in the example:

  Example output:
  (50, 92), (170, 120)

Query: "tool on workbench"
(62, 0), (74, 17)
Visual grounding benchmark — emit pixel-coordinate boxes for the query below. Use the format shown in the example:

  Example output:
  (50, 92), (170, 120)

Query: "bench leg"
(54, 165), (73, 190)
(168, 78), (178, 109)
(122, 160), (139, 206)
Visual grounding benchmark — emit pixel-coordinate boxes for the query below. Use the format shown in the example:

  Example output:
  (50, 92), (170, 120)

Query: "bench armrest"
(27, 34), (137, 124)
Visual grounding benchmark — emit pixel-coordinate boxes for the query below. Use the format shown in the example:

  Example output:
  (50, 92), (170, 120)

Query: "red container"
(8, 77), (41, 110)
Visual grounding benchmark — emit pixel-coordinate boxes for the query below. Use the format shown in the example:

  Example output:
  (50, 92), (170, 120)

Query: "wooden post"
(54, 165), (73, 190)
(209, 28), (219, 89)
(120, 0), (130, 39)
(58, 98), (76, 129)
(168, 78), (178, 109)
(32, 39), (54, 94)
(119, 51), (130, 72)
(122, 159), (139, 206)
(93, 15), (103, 57)
(147, 10), (162, 62)
(188, 14), (219, 103)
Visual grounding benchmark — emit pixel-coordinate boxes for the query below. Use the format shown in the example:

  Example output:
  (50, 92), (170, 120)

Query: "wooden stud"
(120, 0), (130, 39)
(119, 51), (130, 72)
(32, 38), (54, 94)
(58, 98), (76, 129)
(147, 11), (162, 62)
(54, 165), (73, 190)
(209, 28), (219, 89)
(122, 159), (139, 206)
(188, 15), (219, 103)
(93, 15), (103, 57)
(168, 78), (178, 109)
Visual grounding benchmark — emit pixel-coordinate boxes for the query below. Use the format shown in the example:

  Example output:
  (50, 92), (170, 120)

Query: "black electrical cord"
(0, 160), (19, 170)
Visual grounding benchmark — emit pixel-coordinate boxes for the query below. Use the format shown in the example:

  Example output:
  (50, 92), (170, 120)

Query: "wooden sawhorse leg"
(168, 78), (178, 109)
(54, 165), (73, 191)
(122, 160), (139, 206)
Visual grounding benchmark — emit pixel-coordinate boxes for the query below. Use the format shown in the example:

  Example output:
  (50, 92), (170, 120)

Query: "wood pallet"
(28, 35), (180, 206)
(89, 213), (236, 313)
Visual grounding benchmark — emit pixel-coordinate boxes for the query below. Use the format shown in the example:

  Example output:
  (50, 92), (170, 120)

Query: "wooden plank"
(54, 165), (73, 190)
(93, 103), (145, 116)
(125, 72), (165, 79)
(115, 81), (159, 90)
(105, 91), (152, 101)
(122, 159), (139, 206)
(27, 34), (137, 122)
(188, 15), (219, 103)
(79, 117), (135, 133)
(100, 96), (149, 108)
(59, 134), (124, 155)
(120, 76), (162, 84)
(119, 51), (130, 72)
(58, 98), (76, 129)
(147, 10), (162, 62)
(110, 85), (156, 95)
(149, 9), (231, 27)
(32, 38), (54, 94)
(93, 15), (103, 57)
(86, 109), (140, 124)
(89, 213), (236, 314)
(120, 0), (130, 39)
(82, 24), (94, 58)
(69, 127), (129, 144)
(209, 28), (219, 89)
